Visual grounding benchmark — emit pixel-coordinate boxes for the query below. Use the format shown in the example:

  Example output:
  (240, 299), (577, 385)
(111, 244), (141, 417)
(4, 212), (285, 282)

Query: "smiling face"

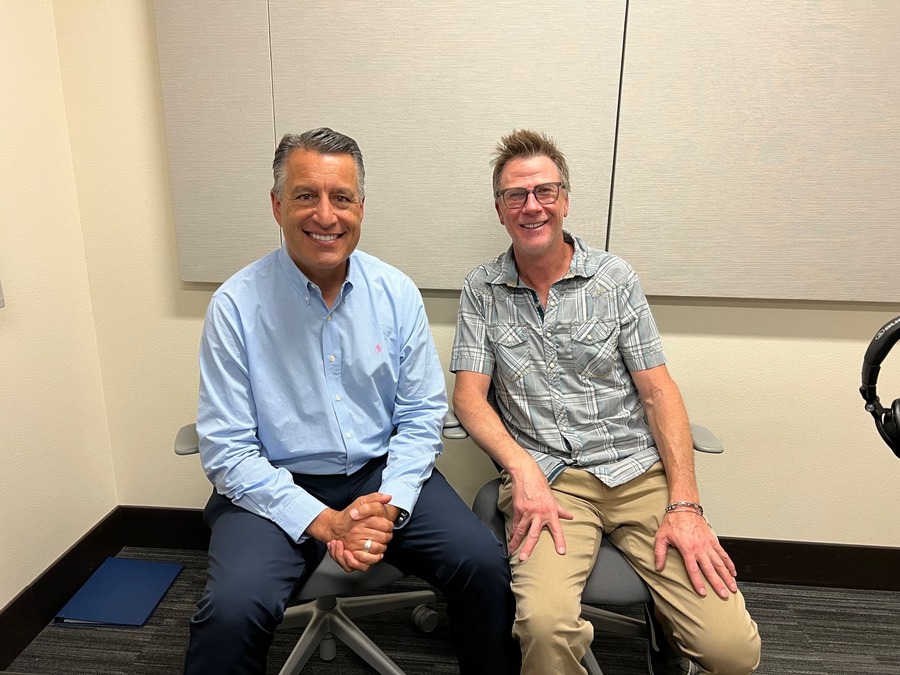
(270, 149), (364, 292)
(495, 155), (569, 262)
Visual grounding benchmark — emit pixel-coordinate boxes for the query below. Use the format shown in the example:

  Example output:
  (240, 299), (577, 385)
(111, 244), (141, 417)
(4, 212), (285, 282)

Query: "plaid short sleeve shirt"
(450, 233), (667, 487)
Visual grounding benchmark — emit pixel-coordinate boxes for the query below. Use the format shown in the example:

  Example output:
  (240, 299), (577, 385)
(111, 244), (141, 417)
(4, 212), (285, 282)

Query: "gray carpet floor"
(7, 547), (900, 674)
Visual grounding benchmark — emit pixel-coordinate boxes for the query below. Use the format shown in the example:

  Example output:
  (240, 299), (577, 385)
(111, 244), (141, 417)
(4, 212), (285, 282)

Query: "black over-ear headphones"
(860, 314), (900, 458)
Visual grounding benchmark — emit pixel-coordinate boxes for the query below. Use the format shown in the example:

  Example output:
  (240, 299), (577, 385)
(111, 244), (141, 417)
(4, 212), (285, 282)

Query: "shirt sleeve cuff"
(264, 491), (328, 543)
(626, 349), (667, 372)
(380, 481), (419, 529)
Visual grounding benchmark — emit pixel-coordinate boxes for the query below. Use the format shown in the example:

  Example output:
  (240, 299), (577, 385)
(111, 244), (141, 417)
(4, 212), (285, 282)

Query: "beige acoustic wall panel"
(154, 1), (279, 282)
(611, 1), (900, 301)
(268, 1), (626, 290)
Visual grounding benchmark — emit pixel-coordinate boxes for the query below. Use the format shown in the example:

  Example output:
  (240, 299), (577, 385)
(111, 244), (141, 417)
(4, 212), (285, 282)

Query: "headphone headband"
(862, 316), (900, 387)
(860, 314), (900, 458)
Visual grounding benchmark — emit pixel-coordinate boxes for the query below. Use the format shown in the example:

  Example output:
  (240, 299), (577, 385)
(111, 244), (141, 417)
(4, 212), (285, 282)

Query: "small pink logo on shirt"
(375, 343), (383, 354)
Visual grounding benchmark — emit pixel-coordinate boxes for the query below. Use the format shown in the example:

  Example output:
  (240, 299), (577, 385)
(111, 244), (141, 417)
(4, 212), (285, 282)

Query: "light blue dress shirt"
(197, 245), (448, 542)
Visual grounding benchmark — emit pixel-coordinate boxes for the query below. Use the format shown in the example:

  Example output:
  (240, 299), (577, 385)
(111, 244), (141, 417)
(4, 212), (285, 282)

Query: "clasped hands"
(311, 492), (398, 573)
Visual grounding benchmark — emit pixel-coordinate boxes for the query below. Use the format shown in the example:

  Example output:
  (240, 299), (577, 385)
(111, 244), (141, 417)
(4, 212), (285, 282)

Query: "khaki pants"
(498, 462), (761, 675)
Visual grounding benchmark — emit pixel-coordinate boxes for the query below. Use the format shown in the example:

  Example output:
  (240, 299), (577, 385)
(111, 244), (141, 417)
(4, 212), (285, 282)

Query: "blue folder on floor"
(54, 556), (183, 627)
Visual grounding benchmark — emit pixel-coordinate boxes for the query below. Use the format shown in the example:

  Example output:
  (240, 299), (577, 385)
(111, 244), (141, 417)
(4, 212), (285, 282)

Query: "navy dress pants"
(184, 458), (519, 674)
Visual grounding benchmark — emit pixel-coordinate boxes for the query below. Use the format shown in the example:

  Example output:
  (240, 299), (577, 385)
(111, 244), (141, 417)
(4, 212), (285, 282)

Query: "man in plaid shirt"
(450, 129), (760, 675)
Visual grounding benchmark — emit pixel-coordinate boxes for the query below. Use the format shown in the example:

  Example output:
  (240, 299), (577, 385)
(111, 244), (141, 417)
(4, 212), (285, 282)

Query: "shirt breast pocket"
(571, 320), (618, 379)
(488, 324), (532, 381)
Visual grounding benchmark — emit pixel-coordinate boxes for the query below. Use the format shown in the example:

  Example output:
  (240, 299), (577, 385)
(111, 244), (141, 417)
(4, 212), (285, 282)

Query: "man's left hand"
(654, 511), (738, 599)
(327, 500), (401, 572)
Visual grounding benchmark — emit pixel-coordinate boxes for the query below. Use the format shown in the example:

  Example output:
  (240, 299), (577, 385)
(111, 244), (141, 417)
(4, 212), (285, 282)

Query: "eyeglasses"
(496, 182), (566, 209)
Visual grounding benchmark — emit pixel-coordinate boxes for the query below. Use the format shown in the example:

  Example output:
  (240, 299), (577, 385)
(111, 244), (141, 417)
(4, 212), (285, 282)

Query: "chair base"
(277, 589), (437, 675)
(581, 602), (657, 675)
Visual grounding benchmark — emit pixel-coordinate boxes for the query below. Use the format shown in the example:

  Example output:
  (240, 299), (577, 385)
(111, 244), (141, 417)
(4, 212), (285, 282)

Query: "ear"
(495, 200), (504, 224)
(270, 190), (283, 226)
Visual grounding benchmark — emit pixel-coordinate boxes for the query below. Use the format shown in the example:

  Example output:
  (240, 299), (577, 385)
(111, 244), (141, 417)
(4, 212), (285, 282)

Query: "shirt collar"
(490, 231), (599, 287)
(277, 244), (355, 305)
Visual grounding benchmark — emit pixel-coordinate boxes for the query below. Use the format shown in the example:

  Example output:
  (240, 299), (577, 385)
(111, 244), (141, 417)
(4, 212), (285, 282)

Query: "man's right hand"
(308, 492), (394, 573)
(507, 463), (573, 562)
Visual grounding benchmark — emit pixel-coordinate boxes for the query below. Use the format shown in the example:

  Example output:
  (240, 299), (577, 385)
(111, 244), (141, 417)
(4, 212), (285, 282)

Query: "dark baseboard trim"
(720, 536), (900, 591)
(118, 505), (209, 551)
(0, 507), (124, 669)
(1, 507), (897, 669)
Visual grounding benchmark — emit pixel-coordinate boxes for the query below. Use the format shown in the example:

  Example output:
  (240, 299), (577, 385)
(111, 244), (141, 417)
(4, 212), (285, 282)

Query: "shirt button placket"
(543, 294), (564, 421)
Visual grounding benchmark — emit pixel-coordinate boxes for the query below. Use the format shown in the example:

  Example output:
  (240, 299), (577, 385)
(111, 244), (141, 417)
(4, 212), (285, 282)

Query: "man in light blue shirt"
(184, 128), (518, 674)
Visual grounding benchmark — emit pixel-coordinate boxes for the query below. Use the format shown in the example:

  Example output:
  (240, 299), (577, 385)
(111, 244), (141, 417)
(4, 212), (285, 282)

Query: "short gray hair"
(491, 129), (570, 198)
(272, 127), (366, 200)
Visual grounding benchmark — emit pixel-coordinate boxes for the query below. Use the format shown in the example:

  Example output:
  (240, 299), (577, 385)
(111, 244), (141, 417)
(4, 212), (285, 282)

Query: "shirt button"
(345, 432), (352, 439)
(335, 395), (342, 401)
(327, 316), (332, 321)
(329, 355), (336, 362)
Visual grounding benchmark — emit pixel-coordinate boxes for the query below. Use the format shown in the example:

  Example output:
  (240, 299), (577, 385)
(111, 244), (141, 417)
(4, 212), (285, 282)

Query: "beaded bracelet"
(664, 500), (704, 516)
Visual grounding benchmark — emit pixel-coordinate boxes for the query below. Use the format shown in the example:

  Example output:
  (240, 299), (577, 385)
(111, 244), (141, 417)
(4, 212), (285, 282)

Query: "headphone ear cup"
(886, 399), (900, 444)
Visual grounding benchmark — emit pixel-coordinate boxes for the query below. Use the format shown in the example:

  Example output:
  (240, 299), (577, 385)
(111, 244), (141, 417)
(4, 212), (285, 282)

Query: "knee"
(513, 590), (586, 646)
(514, 610), (569, 646)
(691, 627), (761, 674)
(448, 528), (511, 588)
(193, 575), (286, 636)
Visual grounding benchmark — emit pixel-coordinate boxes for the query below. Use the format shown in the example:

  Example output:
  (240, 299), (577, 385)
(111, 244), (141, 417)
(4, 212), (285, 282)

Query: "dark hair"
(272, 127), (365, 199)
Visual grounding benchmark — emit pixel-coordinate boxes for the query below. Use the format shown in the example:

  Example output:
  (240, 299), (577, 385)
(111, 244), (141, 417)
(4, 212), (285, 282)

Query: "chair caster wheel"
(411, 604), (439, 633)
(318, 633), (336, 661)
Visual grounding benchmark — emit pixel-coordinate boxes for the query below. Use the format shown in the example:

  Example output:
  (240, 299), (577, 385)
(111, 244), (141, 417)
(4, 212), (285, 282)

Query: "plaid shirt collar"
(489, 231), (601, 288)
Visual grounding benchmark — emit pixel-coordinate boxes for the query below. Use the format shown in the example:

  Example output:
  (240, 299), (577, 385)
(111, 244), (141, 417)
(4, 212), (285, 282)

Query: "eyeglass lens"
(503, 183), (560, 207)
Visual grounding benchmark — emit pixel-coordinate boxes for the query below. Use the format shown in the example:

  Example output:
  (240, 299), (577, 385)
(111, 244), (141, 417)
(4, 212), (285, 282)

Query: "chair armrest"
(442, 409), (469, 440)
(174, 423), (200, 456)
(690, 423), (724, 454)
(442, 411), (724, 454)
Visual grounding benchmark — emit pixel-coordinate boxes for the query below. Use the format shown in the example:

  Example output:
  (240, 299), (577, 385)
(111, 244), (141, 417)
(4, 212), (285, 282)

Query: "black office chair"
(442, 412), (724, 675)
(175, 424), (438, 675)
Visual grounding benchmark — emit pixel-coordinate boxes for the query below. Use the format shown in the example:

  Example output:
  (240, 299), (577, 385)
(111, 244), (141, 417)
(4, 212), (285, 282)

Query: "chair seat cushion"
(298, 555), (407, 600)
(583, 541), (651, 605)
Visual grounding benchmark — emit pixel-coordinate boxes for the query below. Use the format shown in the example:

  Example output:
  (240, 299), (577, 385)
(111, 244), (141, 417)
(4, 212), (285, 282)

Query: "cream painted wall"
(52, 0), (213, 513)
(0, 1), (117, 610)
(3, 0), (898, 610)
